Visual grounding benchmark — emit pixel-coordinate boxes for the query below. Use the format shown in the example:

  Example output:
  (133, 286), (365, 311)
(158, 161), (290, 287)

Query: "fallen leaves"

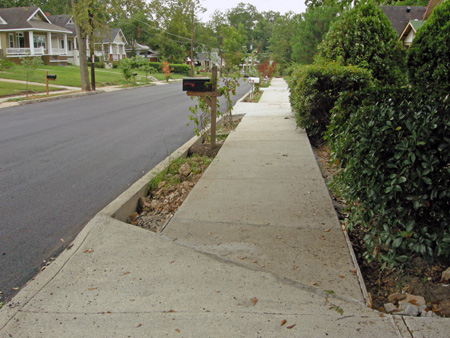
(281, 319), (296, 329)
(83, 249), (94, 254)
(88, 287), (98, 291)
(121, 272), (130, 276)
(251, 297), (258, 306)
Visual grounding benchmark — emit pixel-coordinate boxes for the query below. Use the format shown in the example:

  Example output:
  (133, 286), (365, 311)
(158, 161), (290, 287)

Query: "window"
(16, 32), (24, 48)
(9, 34), (14, 48)
(34, 35), (46, 49)
(60, 39), (64, 49)
(68, 39), (72, 51)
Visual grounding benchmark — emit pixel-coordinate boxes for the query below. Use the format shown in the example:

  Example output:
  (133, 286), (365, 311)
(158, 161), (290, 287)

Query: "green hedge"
(407, 0), (450, 91)
(128, 59), (190, 75)
(328, 86), (450, 267)
(288, 61), (372, 142)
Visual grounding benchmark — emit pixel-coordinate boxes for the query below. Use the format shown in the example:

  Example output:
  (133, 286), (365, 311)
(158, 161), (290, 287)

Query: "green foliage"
(119, 57), (134, 82)
(328, 86), (450, 268)
(21, 57), (44, 91)
(0, 58), (15, 71)
(407, 0), (450, 91)
(288, 61), (372, 141)
(148, 154), (213, 191)
(290, 6), (339, 65)
(318, 1), (406, 85)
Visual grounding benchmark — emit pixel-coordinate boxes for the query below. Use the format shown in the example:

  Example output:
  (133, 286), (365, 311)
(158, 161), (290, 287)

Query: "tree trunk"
(71, 0), (91, 91)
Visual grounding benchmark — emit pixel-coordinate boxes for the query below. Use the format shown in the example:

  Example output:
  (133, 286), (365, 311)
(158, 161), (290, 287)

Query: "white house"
(0, 7), (71, 65)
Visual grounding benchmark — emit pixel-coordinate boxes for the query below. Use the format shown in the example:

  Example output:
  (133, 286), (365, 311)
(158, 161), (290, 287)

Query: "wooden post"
(210, 66), (218, 149)
(46, 71), (49, 96)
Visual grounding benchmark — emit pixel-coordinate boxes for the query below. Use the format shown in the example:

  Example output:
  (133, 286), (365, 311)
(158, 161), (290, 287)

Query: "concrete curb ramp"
(1, 79), (449, 337)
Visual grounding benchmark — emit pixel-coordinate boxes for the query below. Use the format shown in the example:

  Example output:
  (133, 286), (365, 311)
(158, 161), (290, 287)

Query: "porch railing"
(51, 48), (67, 55)
(6, 47), (44, 56)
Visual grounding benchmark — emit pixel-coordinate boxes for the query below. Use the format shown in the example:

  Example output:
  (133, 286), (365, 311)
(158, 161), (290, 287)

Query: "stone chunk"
(179, 163), (191, 177)
(388, 292), (406, 304)
(384, 303), (398, 314)
(399, 294), (426, 309)
(442, 267), (450, 282)
(396, 304), (419, 317)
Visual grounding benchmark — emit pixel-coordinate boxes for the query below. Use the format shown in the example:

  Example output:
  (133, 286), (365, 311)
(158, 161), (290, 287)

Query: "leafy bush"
(288, 61), (372, 142)
(0, 57), (15, 70)
(318, 0), (406, 86)
(126, 59), (190, 75)
(119, 58), (134, 82)
(329, 87), (450, 268)
(407, 0), (450, 91)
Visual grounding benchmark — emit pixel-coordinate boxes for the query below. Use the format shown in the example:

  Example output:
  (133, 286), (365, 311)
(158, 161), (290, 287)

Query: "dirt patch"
(312, 143), (450, 317)
(130, 117), (241, 233)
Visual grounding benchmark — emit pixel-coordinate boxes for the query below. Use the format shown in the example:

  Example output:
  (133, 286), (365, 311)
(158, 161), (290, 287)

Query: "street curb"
(0, 88), (250, 329)
(0, 131), (203, 331)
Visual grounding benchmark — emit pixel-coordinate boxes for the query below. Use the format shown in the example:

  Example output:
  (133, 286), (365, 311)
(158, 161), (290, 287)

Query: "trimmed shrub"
(328, 87), (450, 267)
(126, 60), (190, 75)
(288, 61), (372, 142)
(318, 0), (406, 86)
(407, 0), (450, 91)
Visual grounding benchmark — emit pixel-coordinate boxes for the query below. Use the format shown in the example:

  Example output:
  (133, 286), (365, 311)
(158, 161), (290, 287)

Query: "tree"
(71, 0), (108, 91)
(318, 0), (406, 85)
(226, 2), (262, 49)
(222, 24), (247, 72)
(21, 57), (43, 94)
(290, 6), (339, 65)
(407, 0), (450, 91)
(268, 13), (295, 72)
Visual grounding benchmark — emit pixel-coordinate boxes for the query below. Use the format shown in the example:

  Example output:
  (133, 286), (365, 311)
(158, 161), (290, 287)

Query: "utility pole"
(190, 3), (194, 77)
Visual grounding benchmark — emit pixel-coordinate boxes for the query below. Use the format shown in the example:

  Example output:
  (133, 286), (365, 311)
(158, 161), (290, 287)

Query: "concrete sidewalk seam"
(157, 233), (368, 308)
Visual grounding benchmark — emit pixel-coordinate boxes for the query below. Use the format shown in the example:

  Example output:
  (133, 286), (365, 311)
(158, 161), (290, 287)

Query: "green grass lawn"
(0, 81), (59, 97)
(0, 64), (186, 88)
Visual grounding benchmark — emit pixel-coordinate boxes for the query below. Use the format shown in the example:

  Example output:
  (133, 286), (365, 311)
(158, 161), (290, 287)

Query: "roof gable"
(0, 7), (71, 33)
(102, 28), (128, 44)
(0, 15), (6, 25)
(27, 8), (51, 24)
(381, 6), (427, 36)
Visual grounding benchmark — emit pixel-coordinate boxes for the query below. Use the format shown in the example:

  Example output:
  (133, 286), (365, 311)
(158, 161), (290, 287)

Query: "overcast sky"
(198, 0), (308, 22)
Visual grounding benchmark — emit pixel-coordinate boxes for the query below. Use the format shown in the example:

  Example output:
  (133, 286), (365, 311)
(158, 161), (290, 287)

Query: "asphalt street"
(0, 81), (250, 302)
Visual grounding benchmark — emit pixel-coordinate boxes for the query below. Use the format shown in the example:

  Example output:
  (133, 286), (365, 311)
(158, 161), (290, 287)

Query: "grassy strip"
(1, 65), (186, 88)
(148, 155), (213, 191)
(0, 82), (59, 97)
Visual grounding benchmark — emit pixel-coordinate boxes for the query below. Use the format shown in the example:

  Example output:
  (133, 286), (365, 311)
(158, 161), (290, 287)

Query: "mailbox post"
(45, 71), (57, 96)
(183, 66), (222, 148)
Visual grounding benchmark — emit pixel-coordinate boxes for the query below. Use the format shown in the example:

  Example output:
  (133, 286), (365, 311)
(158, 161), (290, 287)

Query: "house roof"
(399, 19), (425, 42)
(47, 14), (76, 35)
(423, 0), (443, 19)
(102, 28), (126, 43)
(410, 20), (425, 31)
(381, 6), (427, 36)
(0, 7), (71, 33)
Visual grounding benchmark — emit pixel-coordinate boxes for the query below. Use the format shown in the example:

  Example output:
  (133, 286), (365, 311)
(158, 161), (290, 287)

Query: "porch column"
(63, 34), (68, 55)
(29, 31), (35, 55)
(47, 32), (53, 55)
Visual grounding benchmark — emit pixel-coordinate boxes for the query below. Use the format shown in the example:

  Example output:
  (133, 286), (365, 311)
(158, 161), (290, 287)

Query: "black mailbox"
(182, 77), (212, 92)
(46, 74), (57, 81)
(133, 73), (137, 76)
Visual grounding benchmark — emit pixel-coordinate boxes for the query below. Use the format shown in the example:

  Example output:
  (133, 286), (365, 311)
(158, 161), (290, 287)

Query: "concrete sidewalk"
(1, 79), (449, 337)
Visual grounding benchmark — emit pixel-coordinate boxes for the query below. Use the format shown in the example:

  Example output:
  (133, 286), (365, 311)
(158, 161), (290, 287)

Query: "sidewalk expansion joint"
(158, 233), (368, 309)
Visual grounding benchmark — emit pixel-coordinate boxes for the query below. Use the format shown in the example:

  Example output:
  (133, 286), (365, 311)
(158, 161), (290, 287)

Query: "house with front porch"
(95, 28), (127, 62)
(0, 7), (71, 66)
